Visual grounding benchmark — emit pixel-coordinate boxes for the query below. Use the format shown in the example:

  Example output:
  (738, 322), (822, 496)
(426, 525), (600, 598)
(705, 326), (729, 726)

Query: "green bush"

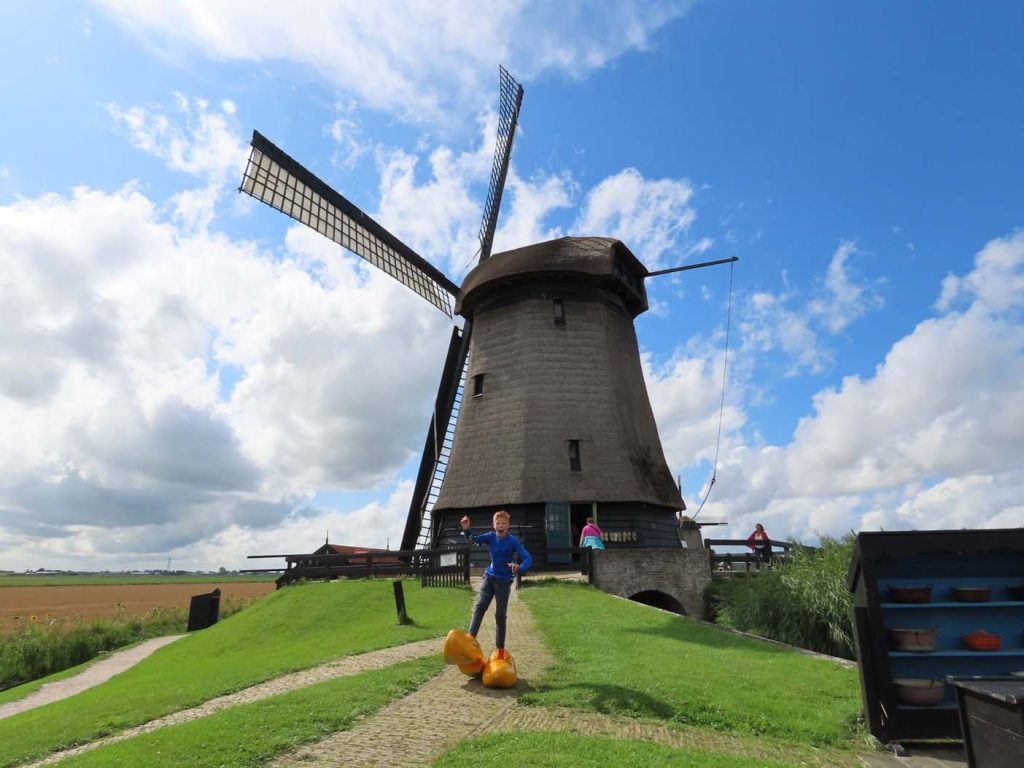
(711, 534), (856, 659)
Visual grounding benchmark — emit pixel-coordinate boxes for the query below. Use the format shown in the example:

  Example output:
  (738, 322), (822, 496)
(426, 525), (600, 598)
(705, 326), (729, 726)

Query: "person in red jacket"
(747, 523), (772, 564)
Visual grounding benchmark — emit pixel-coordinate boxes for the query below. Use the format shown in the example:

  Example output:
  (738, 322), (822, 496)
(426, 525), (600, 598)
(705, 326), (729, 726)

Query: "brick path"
(268, 580), (554, 767)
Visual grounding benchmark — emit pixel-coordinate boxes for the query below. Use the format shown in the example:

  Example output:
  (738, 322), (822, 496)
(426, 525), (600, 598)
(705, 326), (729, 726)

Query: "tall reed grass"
(0, 598), (250, 690)
(710, 533), (856, 659)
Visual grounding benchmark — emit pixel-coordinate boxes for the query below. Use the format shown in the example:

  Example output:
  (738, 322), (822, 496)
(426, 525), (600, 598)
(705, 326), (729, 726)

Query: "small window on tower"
(473, 373), (485, 397)
(553, 297), (566, 323)
(568, 439), (581, 471)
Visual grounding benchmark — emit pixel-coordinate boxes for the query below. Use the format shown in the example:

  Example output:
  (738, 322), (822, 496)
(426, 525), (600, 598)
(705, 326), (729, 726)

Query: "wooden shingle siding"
(431, 237), (685, 565)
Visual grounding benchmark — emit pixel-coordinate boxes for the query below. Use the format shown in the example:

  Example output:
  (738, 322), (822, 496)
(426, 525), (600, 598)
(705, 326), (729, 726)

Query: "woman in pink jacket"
(579, 517), (605, 549)
(747, 523), (771, 564)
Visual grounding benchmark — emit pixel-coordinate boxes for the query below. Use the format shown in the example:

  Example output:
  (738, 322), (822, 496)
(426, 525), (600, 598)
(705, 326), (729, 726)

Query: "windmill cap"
(456, 236), (650, 317)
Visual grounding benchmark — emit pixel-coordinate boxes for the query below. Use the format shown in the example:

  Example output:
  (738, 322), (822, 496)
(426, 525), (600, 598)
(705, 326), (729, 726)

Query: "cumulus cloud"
(0, 173), (450, 570)
(685, 231), (1024, 544)
(575, 168), (698, 268)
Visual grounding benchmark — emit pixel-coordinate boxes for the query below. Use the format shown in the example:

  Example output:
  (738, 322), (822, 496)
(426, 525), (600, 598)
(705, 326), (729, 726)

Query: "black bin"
(187, 587), (221, 631)
(949, 676), (1024, 768)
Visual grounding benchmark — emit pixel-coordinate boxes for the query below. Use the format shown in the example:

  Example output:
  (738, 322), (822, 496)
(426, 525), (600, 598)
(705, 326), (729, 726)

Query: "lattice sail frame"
(477, 66), (524, 264)
(240, 131), (457, 317)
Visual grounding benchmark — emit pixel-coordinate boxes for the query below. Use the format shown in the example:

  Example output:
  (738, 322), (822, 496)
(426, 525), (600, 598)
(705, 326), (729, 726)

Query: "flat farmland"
(0, 580), (276, 632)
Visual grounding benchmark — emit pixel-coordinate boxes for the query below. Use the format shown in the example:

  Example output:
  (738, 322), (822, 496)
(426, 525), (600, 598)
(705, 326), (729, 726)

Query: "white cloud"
(691, 230), (1024, 545)
(94, 1), (693, 125)
(106, 96), (249, 231)
(575, 168), (697, 268)
(807, 240), (884, 333)
(0, 176), (451, 570)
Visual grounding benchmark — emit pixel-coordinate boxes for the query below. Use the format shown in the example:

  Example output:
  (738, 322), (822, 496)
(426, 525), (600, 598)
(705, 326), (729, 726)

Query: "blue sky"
(1, 1), (1022, 571)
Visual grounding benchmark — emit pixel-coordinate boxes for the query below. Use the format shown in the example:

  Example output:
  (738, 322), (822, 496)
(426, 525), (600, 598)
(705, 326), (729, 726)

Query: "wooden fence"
(244, 546), (470, 588)
(703, 538), (805, 573)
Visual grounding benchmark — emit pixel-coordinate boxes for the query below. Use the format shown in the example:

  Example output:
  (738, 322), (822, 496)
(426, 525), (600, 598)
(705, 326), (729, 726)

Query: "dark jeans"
(755, 545), (771, 564)
(469, 573), (512, 649)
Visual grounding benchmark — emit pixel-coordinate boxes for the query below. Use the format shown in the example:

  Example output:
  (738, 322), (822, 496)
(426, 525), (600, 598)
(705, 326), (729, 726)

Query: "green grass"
(519, 583), (863, 748)
(52, 657), (440, 768)
(0, 578), (872, 768)
(435, 732), (796, 768)
(0, 579), (468, 768)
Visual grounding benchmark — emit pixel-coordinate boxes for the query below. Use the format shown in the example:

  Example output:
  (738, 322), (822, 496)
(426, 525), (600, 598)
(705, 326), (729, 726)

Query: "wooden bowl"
(888, 627), (937, 653)
(893, 678), (945, 706)
(963, 630), (1001, 651)
(950, 586), (992, 603)
(888, 585), (932, 603)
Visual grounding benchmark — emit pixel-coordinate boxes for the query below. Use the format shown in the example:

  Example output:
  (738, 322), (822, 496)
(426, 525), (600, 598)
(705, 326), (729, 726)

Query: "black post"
(393, 580), (409, 625)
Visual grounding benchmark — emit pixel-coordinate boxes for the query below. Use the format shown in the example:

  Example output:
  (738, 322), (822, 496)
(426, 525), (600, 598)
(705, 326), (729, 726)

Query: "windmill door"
(544, 502), (572, 564)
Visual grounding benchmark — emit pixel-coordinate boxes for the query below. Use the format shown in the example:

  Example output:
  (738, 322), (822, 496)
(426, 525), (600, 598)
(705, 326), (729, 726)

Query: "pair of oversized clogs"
(442, 629), (518, 688)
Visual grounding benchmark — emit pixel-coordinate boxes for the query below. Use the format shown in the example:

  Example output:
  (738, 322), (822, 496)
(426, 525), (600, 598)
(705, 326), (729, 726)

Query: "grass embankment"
(439, 582), (866, 768)
(2, 578), (868, 768)
(0, 579), (468, 768)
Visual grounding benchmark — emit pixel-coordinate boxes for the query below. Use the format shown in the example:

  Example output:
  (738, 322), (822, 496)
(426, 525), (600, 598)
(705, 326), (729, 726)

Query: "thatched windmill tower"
(430, 236), (684, 563)
(239, 67), (730, 567)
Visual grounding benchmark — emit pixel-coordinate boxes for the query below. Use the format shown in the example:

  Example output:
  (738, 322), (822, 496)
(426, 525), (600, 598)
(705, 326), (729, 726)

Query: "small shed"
(847, 528), (1024, 747)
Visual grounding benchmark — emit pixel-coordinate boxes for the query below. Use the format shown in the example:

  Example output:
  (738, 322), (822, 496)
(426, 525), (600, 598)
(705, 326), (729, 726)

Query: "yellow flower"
(29, 614), (38, 622)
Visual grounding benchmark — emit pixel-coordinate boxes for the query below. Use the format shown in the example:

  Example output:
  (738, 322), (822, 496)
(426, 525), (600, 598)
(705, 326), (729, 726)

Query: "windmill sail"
(400, 325), (469, 550)
(402, 67), (524, 548)
(240, 130), (458, 316)
(477, 66), (523, 263)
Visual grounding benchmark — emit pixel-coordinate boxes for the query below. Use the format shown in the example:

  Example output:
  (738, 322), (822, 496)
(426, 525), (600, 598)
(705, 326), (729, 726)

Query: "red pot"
(962, 630), (1001, 652)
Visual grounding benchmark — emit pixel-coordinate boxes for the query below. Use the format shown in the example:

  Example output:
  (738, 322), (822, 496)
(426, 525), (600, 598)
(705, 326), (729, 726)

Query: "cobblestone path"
(20, 637), (441, 767)
(268, 582), (554, 768)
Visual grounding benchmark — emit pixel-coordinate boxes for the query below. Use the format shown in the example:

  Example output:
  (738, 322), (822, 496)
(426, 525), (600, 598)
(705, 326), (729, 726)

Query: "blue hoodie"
(465, 530), (533, 581)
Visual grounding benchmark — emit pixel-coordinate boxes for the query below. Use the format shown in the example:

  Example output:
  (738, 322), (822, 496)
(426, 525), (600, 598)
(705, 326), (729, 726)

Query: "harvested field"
(0, 582), (275, 633)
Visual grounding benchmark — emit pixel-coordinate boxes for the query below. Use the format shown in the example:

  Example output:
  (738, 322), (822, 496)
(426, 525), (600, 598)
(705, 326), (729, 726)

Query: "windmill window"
(553, 297), (565, 323)
(568, 440), (581, 471)
(473, 373), (485, 397)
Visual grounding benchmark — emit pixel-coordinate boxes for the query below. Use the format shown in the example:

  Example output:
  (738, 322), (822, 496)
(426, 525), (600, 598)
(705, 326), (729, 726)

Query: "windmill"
(240, 67), (724, 567)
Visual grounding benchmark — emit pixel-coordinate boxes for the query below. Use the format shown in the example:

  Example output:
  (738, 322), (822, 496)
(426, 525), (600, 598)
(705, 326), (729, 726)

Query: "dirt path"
(0, 635), (184, 721)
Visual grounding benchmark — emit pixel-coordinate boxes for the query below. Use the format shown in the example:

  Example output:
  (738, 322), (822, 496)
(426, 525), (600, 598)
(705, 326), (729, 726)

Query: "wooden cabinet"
(848, 529), (1024, 745)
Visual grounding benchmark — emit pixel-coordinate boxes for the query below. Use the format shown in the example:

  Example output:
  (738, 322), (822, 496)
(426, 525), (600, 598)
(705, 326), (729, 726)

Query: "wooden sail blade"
(477, 66), (524, 263)
(400, 323), (471, 551)
(240, 130), (458, 317)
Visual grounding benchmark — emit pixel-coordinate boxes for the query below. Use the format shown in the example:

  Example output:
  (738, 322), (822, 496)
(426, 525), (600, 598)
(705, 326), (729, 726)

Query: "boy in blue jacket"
(460, 510), (532, 658)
